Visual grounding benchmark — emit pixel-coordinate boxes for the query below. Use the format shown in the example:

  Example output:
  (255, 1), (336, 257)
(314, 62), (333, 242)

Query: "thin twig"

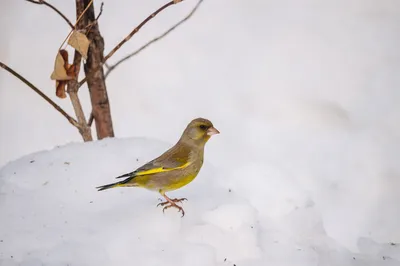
(75, 0), (94, 27)
(105, 0), (203, 78)
(26, 0), (74, 29)
(78, 0), (184, 89)
(86, 2), (104, 33)
(104, 1), (178, 62)
(59, 0), (94, 50)
(0, 61), (79, 128)
(96, 2), (104, 20)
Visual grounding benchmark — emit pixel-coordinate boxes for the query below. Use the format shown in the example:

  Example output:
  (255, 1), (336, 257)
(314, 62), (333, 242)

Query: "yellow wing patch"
(135, 161), (191, 176)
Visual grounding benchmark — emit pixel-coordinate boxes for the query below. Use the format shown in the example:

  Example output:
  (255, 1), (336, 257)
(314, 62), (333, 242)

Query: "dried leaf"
(51, 49), (77, 98)
(66, 64), (76, 78)
(68, 30), (90, 59)
(56, 80), (67, 98)
(50, 50), (74, 81)
(60, 49), (69, 67)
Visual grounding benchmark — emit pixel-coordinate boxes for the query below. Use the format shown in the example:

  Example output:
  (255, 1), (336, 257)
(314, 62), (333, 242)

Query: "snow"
(1, 136), (400, 265)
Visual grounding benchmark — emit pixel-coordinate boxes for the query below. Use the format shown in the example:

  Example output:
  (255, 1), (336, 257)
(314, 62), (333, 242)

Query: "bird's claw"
(162, 203), (185, 217)
(157, 200), (186, 217)
(172, 197), (188, 203)
(157, 201), (167, 207)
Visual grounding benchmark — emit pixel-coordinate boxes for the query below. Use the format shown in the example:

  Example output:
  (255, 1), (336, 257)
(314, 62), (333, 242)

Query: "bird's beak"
(207, 126), (220, 136)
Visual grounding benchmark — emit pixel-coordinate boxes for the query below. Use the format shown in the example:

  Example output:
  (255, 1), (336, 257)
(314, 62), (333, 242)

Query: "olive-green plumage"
(96, 118), (219, 216)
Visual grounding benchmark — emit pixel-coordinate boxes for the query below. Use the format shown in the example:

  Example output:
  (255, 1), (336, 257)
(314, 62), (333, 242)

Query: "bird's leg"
(157, 198), (188, 206)
(157, 193), (185, 217)
(157, 196), (187, 206)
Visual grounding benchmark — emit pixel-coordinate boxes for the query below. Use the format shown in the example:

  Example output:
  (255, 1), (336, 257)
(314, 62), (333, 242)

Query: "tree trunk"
(77, 0), (115, 139)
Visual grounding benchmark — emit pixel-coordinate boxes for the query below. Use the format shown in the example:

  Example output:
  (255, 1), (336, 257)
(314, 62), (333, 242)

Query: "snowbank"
(1, 137), (399, 265)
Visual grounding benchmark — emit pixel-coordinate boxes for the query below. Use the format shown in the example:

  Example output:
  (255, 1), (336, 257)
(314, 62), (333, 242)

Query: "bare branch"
(85, 2), (104, 33)
(68, 79), (93, 141)
(67, 48), (93, 141)
(77, 0), (184, 89)
(62, 0), (93, 141)
(105, 0), (203, 78)
(95, 2), (104, 21)
(75, 0), (94, 28)
(26, 0), (75, 29)
(59, 0), (93, 50)
(103, 1), (179, 62)
(0, 61), (79, 128)
(88, 112), (94, 127)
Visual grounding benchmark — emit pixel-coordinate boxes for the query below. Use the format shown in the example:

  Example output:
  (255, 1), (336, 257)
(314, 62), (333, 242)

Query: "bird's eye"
(199, 125), (207, 130)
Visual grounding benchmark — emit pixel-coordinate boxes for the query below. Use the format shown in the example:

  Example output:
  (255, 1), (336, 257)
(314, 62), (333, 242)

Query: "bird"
(96, 118), (220, 217)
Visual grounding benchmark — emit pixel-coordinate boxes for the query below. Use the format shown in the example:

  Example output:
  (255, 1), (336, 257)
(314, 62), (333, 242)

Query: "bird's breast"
(162, 158), (203, 192)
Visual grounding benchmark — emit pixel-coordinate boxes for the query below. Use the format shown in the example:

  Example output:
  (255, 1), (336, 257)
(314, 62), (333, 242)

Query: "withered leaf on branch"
(68, 30), (90, 60)
(56, 64), (77, 99)
(50, 50), (75, 81)
(56, 81), (67, 98)
(51, 50), (76, 99)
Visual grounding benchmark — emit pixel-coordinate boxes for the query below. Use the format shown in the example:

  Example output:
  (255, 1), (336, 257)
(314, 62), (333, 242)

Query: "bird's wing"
(116, 144), (191, 179)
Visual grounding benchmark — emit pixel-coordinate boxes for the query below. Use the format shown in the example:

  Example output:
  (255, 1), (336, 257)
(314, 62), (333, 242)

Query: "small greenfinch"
(96, 118), (219, 216)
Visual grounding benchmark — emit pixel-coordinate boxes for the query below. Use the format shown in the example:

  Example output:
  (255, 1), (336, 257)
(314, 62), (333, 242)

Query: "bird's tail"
(96, 182), (122, 191)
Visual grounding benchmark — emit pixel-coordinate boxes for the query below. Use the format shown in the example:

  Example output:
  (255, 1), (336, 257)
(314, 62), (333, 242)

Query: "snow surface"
(1, 136), (400, 265)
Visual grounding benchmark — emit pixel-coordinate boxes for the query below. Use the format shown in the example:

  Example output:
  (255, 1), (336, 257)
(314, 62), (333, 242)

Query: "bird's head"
(180, 118), (219, 147)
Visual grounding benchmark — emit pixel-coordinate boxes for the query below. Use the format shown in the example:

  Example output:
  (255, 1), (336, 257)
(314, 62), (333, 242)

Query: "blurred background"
(1, 0), (400, 252)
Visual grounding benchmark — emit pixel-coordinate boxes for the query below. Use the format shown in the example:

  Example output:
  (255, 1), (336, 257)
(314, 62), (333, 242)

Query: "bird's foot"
(157, 193), (187, 217)
(157, 197), (187, 206)
(157, 201), (185, 217)
(172, 197), (188, 203)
